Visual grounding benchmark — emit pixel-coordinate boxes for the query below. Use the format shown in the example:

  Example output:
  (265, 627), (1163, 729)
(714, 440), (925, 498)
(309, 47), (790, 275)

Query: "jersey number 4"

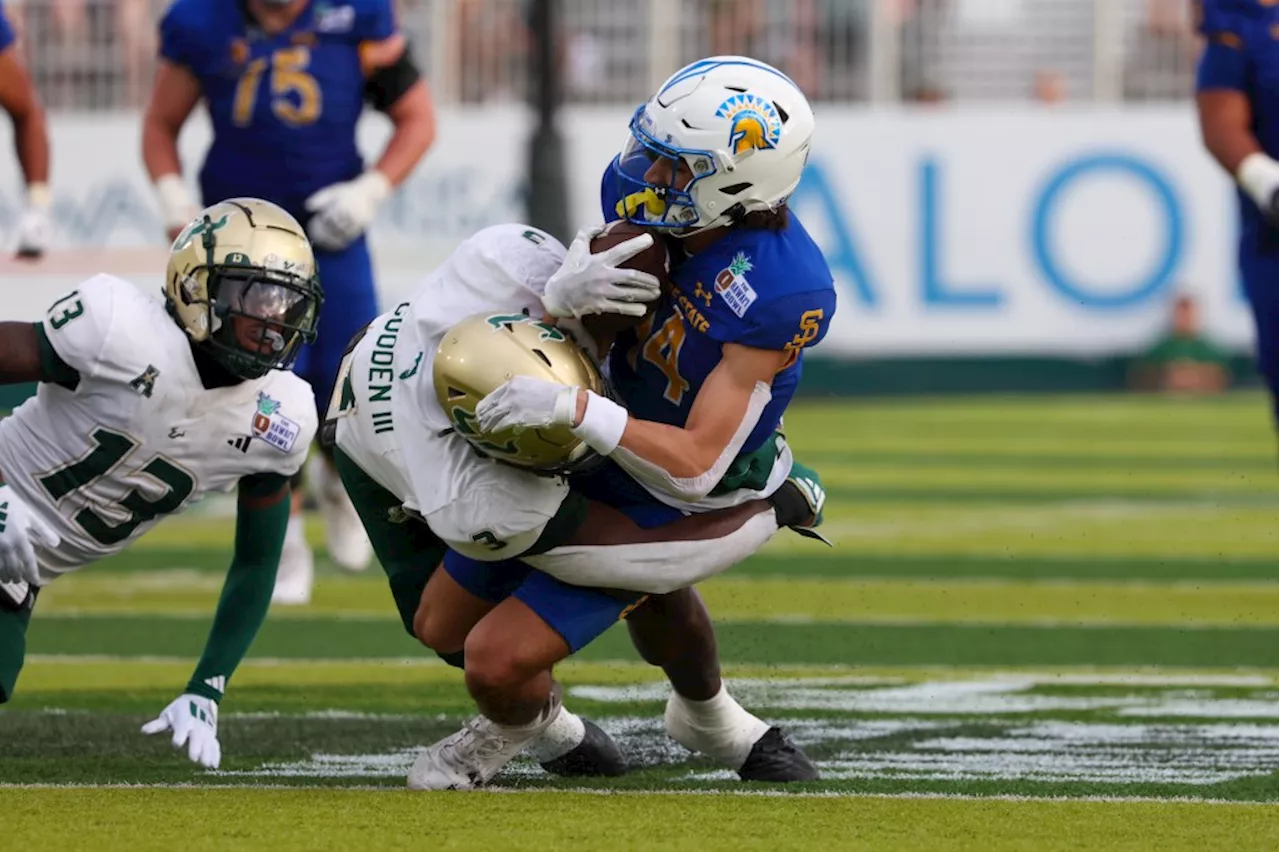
(233, 47), (322, 128)
(37, 428), (196, 546)
(642, 312), (691, 406)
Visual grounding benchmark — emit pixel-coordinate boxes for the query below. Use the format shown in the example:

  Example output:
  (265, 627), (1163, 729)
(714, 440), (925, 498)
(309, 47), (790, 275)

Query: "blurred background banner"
(0, 0), (1253, 368)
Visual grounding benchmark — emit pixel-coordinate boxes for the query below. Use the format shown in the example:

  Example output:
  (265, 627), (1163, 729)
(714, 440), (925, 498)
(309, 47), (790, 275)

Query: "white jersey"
(0, 275), (316, 583)
(336, 225), (574, 559)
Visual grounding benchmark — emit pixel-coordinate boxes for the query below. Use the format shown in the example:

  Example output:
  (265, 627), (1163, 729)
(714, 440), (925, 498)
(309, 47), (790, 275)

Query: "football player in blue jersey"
(410, 57), (834, 788)
(0, 0), (52, 258)
(140, 0), (437, 599)
(1194, 0), (1278, 417)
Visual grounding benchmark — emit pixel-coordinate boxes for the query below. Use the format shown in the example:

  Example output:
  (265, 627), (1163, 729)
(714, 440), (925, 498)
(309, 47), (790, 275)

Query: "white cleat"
(271, 515), (314, 606)
(407, 693), (563, 791)
(309, 455), (372, 573)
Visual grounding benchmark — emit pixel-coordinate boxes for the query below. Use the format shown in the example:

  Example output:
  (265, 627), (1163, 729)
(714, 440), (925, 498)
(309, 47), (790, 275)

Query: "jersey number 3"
(37, 428), (196, 546)
(233, 47), (322, 128)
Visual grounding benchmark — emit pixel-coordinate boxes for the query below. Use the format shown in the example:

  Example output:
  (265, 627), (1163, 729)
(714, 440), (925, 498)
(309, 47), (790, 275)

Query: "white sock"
(667, 684), (770, 769)
(526, 705), (587, 763)
(285, 514), (306, 547)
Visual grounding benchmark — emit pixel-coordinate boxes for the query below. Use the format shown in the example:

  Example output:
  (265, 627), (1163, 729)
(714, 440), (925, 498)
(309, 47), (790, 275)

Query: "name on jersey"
(251, 392), (302, 454)
(715, 252), (758, 318)
(364, 302), (412, 435)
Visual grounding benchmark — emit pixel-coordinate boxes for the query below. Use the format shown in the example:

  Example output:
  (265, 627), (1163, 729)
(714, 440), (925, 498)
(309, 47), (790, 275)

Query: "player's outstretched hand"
(476, 376), (578, 434)
(142, 694), (222, 769)
(304, 170), (392, 252)
(543, 226), (661, 319)
(0, 484), (59, 585)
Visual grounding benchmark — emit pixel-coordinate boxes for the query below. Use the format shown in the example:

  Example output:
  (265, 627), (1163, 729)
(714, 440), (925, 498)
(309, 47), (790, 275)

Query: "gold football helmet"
(164, 198), (323, 380)
(433, 312), (608, 474)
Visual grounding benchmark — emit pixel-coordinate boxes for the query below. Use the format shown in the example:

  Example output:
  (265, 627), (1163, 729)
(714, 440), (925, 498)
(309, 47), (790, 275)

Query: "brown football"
(582, 221), (671, 349)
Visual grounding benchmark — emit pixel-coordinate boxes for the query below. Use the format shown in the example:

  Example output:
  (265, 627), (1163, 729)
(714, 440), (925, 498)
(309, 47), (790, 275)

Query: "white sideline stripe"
(0, 782), (1267, 806)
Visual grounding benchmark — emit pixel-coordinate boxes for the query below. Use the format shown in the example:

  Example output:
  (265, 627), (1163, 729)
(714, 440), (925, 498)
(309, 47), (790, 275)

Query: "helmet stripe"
(659, 58), (801, 97)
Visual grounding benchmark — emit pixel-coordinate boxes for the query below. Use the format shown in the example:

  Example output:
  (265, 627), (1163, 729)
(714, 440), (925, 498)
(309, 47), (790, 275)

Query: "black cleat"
(539, 718), (629, 778)
(737, 727), (820, 782)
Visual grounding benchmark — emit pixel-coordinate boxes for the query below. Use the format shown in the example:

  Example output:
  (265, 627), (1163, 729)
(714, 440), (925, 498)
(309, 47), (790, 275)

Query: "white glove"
(304, 170), (391, 251)
(154, 173), (199, 236)
(13, 183), (51, 258)
(475, 375), (578, 434)
(141, 693), (222, 769)
(0, 484), (58, 586)
(542, 225), (663, 319)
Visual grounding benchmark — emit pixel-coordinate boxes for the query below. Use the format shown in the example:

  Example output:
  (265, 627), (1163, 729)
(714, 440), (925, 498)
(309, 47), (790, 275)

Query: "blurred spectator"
(1128, 295), (1231, 395)
(456, 0), (529, 104)
(1123, 0), (1197, 101)
(1033, 68), (1068, 103)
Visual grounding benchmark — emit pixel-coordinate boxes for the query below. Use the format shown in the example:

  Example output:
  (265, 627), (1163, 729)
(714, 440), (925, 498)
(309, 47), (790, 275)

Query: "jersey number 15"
(233, 47), (322, 128)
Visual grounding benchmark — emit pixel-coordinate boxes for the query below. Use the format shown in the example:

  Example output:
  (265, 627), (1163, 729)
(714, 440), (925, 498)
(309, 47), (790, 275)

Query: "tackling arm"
(523, 497), (783, 595)
(183, 473), (290, 701)
(474, 343), (788, 502)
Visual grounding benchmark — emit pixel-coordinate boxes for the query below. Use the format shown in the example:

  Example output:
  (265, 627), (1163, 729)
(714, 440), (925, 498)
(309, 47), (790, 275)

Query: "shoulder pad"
(348, 0), (398, 42)
(1194, 0), (1272, 37)
(248, 372), (318, 475)
(40, 275), (148, 383)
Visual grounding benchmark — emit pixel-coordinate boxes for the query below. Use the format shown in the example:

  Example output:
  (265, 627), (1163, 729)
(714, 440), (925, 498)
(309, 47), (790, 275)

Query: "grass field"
(3, 393), (1276, 850)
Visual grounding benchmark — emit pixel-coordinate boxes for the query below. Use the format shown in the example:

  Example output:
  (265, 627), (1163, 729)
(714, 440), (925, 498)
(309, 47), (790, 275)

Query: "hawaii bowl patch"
(251, 392), (301, 454)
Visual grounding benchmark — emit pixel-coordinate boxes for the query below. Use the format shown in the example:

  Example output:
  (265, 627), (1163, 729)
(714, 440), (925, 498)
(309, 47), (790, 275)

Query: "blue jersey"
(159, 0), (396, 216)
(1195, 0), (1279, 252)
(0, 1), (15, 52)
(605, 211), (836, 454)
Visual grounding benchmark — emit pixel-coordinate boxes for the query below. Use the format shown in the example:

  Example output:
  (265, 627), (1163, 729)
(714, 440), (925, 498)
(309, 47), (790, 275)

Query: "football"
(581, 221), (671, 347)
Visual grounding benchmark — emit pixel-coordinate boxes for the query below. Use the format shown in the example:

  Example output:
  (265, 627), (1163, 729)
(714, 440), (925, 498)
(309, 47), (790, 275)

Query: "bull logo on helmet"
(715, 93), (783, 155)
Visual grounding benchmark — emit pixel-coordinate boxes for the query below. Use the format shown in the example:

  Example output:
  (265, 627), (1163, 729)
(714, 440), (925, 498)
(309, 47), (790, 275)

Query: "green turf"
(3, 392), (1275, 845)
(24, 614), (1279, 667)
(86, 547), (1280, 581)
(4, 789), (1272, 852)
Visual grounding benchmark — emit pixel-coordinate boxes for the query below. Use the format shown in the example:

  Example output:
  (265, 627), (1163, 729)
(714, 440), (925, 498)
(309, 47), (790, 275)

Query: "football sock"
(666, 684), (770, 769)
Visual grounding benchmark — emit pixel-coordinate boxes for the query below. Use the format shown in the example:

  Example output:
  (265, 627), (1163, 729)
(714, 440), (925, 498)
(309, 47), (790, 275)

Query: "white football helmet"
(609, 56), (815, 235)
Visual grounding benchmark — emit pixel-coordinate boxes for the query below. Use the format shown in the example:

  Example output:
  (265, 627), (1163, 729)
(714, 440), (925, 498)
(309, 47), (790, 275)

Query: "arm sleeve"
(185, 474), (290, 701)
(726, 289), (837, 351)
(31, 323), (81, 387)
(0, 3), (15, 53)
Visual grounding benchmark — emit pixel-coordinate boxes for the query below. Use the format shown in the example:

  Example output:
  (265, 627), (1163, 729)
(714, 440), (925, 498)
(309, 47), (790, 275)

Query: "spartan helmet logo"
(715, 93), (783, 156)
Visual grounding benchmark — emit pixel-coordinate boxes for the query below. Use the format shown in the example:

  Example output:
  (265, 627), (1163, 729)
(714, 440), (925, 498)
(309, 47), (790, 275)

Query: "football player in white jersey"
(328, 223), (823, 789)
(0, 198), (323, 770)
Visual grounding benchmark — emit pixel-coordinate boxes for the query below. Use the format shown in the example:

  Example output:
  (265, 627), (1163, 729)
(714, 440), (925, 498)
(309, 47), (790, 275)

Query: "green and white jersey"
(0, 274), (316, 583)
(335, 224), (580, 560)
